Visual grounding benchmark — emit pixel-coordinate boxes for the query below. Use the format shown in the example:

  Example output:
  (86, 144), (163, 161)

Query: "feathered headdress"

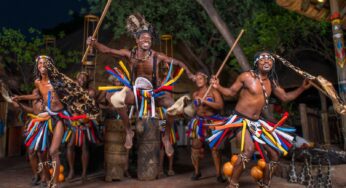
(126, 13), (154, 38)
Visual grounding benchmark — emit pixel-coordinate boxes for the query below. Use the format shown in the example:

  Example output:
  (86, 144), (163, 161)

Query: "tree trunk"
(196, 0), (251, 71)
(181, 41), (209, 74)
(330, 0), (346, 150)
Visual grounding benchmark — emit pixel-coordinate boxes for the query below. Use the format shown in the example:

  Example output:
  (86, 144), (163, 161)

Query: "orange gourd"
(230, 155), (238, 165)
(251, 166), (263, 180)
(257, 159), (266, 170)
(59, 165), (64, 173)
(58, 173), (65, 182)
(223, 162), (234, 177)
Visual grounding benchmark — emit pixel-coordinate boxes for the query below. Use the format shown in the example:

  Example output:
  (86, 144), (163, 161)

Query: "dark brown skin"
(88, 33), (195, 83)
(87, 32), (195, 156)
(191, 72), (224, 178)
(12, 89), (48, 185)
(13, 58), (65, 187)
(211, 52), (311, 187)
(66, 73), (95, 182)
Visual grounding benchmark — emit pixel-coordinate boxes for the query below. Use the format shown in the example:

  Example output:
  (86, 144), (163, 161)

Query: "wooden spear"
(202, 29), (245, 100)
(81, 0), (112, 63)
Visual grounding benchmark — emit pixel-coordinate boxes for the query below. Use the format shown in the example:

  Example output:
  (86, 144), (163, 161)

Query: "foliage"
(0, 27), (81, 93)
(83, 0), (333, 72)
(242, 3), (333, 62)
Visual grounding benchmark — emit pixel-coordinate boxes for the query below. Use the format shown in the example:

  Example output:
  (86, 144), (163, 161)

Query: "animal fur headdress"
(126, 13), (154, 38)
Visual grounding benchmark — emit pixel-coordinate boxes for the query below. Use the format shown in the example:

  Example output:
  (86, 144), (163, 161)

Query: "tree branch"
(181, 40), (209, 74)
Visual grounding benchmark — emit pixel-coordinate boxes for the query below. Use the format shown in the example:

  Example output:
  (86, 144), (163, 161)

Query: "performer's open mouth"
(142, 42), (150, 48)
(263, 64), (271, 71)
(39, 67), (47, 73)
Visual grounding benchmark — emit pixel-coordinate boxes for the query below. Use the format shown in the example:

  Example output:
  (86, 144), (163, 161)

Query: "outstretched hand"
(12, 95), (20, 102)
(210, 75), (220, 89)
(86, 36), (97, 47)
(302, 79), (311, 90)
(191, 75), (196, 82)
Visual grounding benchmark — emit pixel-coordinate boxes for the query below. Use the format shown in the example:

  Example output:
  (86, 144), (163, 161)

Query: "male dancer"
(87, 13), (195, 156)
(210, 51), (310, 187)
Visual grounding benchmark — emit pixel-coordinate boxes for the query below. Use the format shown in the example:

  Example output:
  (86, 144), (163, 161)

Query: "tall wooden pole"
(330, 0), (346, 149)
(319, 92), (330, 145)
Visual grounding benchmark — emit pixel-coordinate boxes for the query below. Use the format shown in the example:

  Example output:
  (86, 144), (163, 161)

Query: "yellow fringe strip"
(98, 86), (124, 90)
(241, 120), (247, 152)
(159, 107), (164, 120)
(262, 128), (287, 156)
(48, 119), (53, 133)
(164, 68), (185, 86)
(119, 60), (130, 79)
(66, 130), (72, 142)
(142, 92), (147, 116)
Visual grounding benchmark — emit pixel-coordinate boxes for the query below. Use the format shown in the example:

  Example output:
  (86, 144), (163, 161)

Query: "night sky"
(0, 0), (86, 31)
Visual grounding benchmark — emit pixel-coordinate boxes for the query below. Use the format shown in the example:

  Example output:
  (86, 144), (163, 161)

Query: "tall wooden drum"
(137, 118), (160, 180)
(104, 119), (127, 181)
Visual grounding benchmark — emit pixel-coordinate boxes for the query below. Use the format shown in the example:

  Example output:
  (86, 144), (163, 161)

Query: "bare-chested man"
(66, 72), (98, 182)
(87, 13), (195, 156)
(210, 51), (311, 188)
(188, 70), (225, 182)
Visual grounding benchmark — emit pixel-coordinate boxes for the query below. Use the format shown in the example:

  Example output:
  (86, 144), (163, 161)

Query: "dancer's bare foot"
(124, 170), (131, 177)
(167, 170), (175, 176)
(162, 136), (174, 157)
(66, 171), (74, 182)
(158, 171), (165, 178)
(124, 129), (134, 150)
(227, 179), (239, 188)
(81, 175), (87, 184)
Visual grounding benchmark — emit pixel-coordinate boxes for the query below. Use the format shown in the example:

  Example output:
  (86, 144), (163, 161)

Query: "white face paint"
(256, 53), (274, 73)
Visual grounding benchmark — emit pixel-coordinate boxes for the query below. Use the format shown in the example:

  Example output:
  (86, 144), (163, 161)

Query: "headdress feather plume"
(126, 13), (153, 38)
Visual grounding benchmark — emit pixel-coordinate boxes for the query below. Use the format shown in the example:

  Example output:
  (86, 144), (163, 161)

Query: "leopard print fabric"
(37, 55), (99, 119)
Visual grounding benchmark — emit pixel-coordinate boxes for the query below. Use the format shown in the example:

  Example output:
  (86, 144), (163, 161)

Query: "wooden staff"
(202, 29), (245, 100)
(81, 0), (112, 63)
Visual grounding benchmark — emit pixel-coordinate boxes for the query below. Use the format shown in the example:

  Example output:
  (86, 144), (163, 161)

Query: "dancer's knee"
(49, 148), (60, 159)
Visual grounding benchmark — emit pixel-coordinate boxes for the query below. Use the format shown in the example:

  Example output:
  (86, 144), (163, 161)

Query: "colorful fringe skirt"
(64, 119), (100, 147)
(207, 112), (295, 159)
(24, 110), (71, 152)
(159, 120), (178, 145)
(187, 115), (227, 142)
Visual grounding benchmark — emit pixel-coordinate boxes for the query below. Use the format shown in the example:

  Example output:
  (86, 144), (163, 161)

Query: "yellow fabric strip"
(144, 99), (147, 116)
(48, 119), (53, 133)
(66, 130), (72, 142)
(262, 128), (287, 155)
(98, 86), (124, 90)
(27, 113), (38, 119)
(159, 107), (164, 120)
(241, 120), (247, 152)
(164, 68), (185, 86)
(119, 60), (130, 79)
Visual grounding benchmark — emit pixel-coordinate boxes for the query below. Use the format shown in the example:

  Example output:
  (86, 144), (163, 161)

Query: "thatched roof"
(276, 0), (346, 29)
